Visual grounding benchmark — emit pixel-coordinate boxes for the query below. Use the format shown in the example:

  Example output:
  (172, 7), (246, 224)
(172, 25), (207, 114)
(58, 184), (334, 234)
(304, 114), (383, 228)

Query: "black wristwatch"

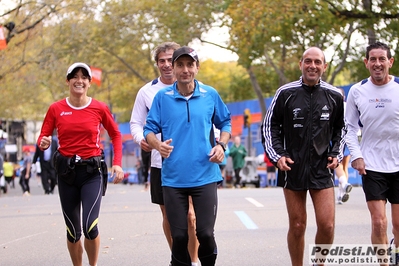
(216, 141), (227, 152)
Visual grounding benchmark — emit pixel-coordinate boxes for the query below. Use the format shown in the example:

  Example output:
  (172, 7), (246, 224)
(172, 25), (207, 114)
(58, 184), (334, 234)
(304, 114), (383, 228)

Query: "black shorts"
(362, 170), (399, 204)
(150, 167), (163, 205)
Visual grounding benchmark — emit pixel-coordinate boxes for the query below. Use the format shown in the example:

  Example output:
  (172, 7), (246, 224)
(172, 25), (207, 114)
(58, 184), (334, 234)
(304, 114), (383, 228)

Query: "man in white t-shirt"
(345, 41), (399, 265)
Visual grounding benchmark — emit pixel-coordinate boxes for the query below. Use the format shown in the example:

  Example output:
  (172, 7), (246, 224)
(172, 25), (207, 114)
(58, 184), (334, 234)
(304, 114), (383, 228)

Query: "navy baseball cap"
(172, 46), (199, 63)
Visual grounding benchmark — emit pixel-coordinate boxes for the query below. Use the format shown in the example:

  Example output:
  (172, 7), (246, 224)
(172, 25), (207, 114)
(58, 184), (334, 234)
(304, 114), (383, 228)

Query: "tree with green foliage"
(0, 0), (223, 122)
(219, 0), (399, 117)
(3, 0), (399, 124)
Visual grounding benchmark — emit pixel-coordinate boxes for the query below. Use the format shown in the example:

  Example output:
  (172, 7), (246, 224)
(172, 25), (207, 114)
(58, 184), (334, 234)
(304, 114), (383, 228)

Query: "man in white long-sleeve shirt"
(129, 42), (199, 266)
(345, 41), (399, 265)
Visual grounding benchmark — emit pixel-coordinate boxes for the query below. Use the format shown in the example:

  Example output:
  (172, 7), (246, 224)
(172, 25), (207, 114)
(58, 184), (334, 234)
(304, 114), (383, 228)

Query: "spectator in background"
(135, 155), (143, 185)
(264, 153), (276, 187)
(215, 128), (230, 189)
(32, 160), (41, 188)
(0, 153), (5, 194)
(141, 149), (151, 191)
(218, 145), (229, 188)
(33, 135), (58, 194)
(19, 147), (32, 196)
(229, 136), (247, 188)
(3, 157), (15, 189)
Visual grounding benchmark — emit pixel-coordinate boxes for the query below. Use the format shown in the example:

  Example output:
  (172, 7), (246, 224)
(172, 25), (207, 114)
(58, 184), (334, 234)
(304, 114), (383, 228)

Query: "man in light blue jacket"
(144, 46), (231, 266)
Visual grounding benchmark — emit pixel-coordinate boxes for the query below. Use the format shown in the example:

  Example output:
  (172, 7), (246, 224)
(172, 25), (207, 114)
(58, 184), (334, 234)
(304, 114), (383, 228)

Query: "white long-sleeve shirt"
(345, 76), (399, 173)
(130, 78), (170, 168)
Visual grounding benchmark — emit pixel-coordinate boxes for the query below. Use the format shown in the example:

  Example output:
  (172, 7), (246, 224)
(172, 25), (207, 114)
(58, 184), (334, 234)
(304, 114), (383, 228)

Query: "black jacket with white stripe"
(262, 77), (345, 190)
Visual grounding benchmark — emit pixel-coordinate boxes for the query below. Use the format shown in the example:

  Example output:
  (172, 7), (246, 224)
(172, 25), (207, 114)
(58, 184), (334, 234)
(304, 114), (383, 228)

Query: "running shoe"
(341, 193), (349, 203)
(390, 252), (399, 266)
(341, 183), (353, 203)
(345, 183), (353, 193)
(337, 197), (343, 205)
(390, 237), (399, 266)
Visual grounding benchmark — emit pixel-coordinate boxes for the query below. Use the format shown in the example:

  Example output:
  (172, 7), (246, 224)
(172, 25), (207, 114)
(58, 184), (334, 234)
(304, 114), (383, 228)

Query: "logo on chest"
(293, 108), (304, 120)
(320, 105), (330, 121)
(60, 111), (73, 116)
(369, 98), (392, 109)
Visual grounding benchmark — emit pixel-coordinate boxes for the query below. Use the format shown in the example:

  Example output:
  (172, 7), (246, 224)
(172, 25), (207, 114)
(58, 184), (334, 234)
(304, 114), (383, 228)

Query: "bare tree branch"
(328, 23), (355, 84)
(101, 47), (148, 83)
(325, 0), (399, 19)
(198, 38), (237, 54)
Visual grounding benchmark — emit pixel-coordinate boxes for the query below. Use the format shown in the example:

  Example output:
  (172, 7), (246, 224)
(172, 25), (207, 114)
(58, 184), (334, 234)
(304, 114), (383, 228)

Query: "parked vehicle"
(240, 157), (261, 188)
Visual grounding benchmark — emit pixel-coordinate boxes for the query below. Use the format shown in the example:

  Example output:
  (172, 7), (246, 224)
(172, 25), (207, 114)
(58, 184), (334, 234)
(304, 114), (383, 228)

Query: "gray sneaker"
(345, 183), (353, 193)
(341, 193), (350, 203)
(341, 183), (353, 203)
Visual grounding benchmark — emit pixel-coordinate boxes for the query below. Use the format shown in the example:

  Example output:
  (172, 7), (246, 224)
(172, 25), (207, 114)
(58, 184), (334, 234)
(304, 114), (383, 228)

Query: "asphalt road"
(0, 179), (393, 266)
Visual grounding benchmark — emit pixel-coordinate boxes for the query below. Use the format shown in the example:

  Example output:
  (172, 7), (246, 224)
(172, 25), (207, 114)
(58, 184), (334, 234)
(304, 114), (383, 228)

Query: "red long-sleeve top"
(37, 98), (122, 166)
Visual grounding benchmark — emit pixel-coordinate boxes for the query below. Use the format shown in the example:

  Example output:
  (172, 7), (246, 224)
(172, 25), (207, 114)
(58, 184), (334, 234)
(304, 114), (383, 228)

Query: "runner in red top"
(37, 62), (124, 266)
(38, 97), (122, 165)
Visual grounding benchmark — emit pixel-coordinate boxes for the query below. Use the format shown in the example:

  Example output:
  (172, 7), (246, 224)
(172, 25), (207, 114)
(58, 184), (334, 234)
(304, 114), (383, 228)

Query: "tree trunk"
(247, 67), (267, 119)
(362, 0), (376, 44)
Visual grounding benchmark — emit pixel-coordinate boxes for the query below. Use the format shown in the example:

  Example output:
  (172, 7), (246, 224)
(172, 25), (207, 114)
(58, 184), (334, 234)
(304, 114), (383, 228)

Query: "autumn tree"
(326, 0), (399, 81)
(220, 0), (399, 119)
(3, 0), (399, 124)
(0, 0), (224, 122)
(222, 0), (351, 117)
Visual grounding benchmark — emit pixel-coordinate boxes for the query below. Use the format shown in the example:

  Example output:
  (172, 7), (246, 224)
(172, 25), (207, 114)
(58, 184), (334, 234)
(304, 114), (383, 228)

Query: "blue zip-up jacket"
(144, 80), (231, 188)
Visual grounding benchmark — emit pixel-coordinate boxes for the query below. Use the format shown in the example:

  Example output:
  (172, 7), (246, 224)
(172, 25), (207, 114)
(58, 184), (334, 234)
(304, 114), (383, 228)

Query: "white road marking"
(1, 231), (48, 246)
(245, 197), (264, 207)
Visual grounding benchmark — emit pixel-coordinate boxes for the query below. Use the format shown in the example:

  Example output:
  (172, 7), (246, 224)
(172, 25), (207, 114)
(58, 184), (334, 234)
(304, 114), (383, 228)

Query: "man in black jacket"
(33, 136), (58, 194)
(262, 47), (345, 266)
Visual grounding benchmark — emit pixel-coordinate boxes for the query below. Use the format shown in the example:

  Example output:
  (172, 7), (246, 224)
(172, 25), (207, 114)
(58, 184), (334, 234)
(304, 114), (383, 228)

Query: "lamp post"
(243, 108), (252, 156)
